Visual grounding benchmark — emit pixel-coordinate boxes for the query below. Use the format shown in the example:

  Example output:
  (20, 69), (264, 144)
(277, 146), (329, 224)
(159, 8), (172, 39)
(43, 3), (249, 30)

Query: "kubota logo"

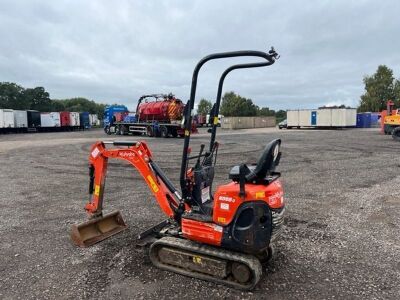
(120, 152), (135, 158)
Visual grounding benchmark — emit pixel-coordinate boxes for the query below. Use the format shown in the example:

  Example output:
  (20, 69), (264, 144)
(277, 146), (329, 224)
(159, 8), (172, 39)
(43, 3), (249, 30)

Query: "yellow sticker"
(255, 191), (265, 199)
(147, 175), (159, 193)
(193, 256), (202, 264)
(94, 185), (100, 196)
(213, 116), (219, 125)
(185, 130), (190, 136)
(217, 217), (226, 223)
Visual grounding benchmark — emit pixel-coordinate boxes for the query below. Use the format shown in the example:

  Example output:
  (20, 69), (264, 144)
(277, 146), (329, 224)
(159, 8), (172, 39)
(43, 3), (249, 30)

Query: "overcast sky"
(0, 0), (399, 111)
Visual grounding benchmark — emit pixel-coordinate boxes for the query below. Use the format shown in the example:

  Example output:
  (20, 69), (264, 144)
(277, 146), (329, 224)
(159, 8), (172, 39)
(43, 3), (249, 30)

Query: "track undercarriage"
(137, 220), (274, 290)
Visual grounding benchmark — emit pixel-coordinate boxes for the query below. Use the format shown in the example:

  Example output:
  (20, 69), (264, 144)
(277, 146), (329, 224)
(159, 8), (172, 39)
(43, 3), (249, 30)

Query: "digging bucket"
(71, 211), (127, 247)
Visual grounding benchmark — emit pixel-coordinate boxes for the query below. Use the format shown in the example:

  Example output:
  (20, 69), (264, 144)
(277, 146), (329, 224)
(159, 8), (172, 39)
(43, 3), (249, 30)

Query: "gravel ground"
(0, 127), (399, 299)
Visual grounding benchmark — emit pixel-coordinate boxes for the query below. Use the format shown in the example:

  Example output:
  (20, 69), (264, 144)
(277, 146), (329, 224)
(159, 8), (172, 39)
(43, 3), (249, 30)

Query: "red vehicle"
(71, 48), (282, 290)
(109, 94), (197, 137)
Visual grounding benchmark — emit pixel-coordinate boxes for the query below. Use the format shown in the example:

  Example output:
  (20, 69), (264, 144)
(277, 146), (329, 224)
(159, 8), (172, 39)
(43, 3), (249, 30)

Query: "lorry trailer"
(0, 108), (92, 133)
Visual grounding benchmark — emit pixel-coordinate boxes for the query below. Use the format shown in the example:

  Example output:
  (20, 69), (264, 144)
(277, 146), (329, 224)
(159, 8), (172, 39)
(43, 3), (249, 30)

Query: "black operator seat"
(229, 139), (281, 183)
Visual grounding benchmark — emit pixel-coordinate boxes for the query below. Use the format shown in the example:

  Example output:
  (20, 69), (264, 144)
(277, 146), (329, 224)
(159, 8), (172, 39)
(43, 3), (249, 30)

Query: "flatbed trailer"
(106, 120), (195, 137)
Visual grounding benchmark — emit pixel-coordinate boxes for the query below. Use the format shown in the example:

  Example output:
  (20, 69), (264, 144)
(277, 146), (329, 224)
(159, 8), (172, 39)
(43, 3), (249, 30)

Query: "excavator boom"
(71, 140), (179, 247)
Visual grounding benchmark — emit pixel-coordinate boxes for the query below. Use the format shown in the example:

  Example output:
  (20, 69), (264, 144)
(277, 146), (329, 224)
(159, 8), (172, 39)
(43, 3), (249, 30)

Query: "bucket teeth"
(71, 211), (127, 247)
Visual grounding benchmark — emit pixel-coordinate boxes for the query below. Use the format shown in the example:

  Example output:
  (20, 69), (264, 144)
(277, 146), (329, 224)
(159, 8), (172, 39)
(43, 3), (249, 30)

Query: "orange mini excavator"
(71, 48), (284, 290)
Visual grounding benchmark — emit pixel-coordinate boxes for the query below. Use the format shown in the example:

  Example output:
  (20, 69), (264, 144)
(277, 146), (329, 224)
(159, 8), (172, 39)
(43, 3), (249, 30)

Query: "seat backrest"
(246, 139), (281, 182)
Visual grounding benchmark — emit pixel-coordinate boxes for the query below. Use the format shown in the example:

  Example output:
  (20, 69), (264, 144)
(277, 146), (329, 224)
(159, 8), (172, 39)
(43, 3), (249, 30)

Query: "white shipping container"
(13, 110), (28, 128)
(0, 109), (15, 128)
(69, 112), (80, 127)
(40, 112), (61, 127)
(287, 108), (356, 128)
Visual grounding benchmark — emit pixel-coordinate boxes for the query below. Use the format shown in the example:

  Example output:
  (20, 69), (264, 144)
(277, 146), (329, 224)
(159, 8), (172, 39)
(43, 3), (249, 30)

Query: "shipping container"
(69, 112), (80, 127)
(221, 116), (275, 129)
(356, 113), (372, 128)
(287, 108), (356, 128)
(0, 109), (15, 128)
(60, 111), (71, 127)
(27, 110), (41, 129)
(40, 112), (61, 127)
(79, 112), (90, 129)
(13, 110), (28, 128)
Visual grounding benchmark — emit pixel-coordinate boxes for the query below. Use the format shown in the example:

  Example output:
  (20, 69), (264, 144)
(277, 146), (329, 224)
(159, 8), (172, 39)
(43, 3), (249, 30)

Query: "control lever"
(195, 144), (205, 168)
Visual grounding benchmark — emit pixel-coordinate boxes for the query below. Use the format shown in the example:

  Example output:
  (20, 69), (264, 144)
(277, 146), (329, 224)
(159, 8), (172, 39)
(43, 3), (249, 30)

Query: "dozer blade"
(71, 211), (127, 247)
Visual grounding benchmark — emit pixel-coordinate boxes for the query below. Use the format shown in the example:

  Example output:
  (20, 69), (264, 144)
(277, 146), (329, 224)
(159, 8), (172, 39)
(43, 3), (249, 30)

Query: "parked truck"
(103, 94), (197, 137)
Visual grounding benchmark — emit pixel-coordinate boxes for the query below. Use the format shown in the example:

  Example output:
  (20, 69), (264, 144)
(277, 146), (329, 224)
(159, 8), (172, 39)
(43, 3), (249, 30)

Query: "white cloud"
(0, 0), (399, 111)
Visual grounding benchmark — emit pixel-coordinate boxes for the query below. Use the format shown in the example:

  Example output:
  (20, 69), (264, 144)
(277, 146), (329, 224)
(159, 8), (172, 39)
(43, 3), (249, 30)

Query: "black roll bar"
(179, 49), (279, 199)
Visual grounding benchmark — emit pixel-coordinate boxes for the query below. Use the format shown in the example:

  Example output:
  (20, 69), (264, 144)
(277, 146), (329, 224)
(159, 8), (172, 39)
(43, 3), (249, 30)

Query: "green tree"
(275, 109), (287, 122)
(55, 97), (107, 118)
(220, 91), (258, 116)
(257, 107), (275, 116)
(359, 65), (398, 112)
(197, 98), (212, 115)
(0, 82), (28, 109)
(24, 87), (52, 111)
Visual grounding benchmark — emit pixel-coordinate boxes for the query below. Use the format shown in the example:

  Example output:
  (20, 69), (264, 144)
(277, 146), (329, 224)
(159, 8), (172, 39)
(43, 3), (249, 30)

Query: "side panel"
(40, 113), (54, 127)
(332, 109), (357, 127)
(286, 110), (299, 127)
(80, 112), (90, 128)
(181, 218), (223, 246)
(4, 109), (15, 128)
(346, 109), (357, 126)
(69, 112), (80, 126)
(299, 110), (312, 126)
(0, 109), (4, 128)
(331, 109), (345, 126)
(60, 111), (71, 126)
(50, 112), (61, 127)
(316, 109), (331, 126)
(13, 110), (28, 128)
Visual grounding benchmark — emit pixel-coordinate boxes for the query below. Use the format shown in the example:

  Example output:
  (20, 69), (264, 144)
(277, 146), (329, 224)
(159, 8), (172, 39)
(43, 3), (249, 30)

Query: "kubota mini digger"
(71, 48), (284, 290)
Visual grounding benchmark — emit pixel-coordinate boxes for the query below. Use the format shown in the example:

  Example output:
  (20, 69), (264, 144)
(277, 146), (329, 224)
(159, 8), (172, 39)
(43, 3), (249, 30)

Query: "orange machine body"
(181, 179), (284, 247)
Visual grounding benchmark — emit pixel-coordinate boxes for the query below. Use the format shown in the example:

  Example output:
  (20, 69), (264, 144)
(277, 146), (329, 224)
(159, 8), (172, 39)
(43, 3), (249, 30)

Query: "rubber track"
(149, 236), (262, 290)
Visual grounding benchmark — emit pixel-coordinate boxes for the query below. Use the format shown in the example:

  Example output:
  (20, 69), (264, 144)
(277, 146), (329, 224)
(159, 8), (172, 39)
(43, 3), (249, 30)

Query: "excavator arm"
(71, 140), (180, 247)
(86, 140), (179, 217)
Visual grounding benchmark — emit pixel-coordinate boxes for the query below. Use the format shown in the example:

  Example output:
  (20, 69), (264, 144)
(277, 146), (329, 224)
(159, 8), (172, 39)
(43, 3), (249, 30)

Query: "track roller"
(149, 236), (262, 290)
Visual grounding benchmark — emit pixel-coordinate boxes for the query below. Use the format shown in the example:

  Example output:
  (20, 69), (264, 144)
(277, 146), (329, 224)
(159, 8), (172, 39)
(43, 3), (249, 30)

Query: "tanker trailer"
(108, 94), (197, 137)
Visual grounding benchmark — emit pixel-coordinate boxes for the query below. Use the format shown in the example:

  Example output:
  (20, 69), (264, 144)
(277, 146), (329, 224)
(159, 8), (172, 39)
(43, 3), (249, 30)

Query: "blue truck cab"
(103, 105), (129, 127)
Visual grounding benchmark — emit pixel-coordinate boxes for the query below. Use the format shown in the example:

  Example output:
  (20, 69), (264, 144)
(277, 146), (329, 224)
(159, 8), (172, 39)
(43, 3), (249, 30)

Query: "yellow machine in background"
(382, 100), (400, 140)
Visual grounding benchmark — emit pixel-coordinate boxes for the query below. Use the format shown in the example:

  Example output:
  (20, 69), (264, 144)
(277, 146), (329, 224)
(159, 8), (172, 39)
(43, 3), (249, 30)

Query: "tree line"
(359, 65), (400, 112)
(0, 82), (107, 117)
(197, 92), (286, 122)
